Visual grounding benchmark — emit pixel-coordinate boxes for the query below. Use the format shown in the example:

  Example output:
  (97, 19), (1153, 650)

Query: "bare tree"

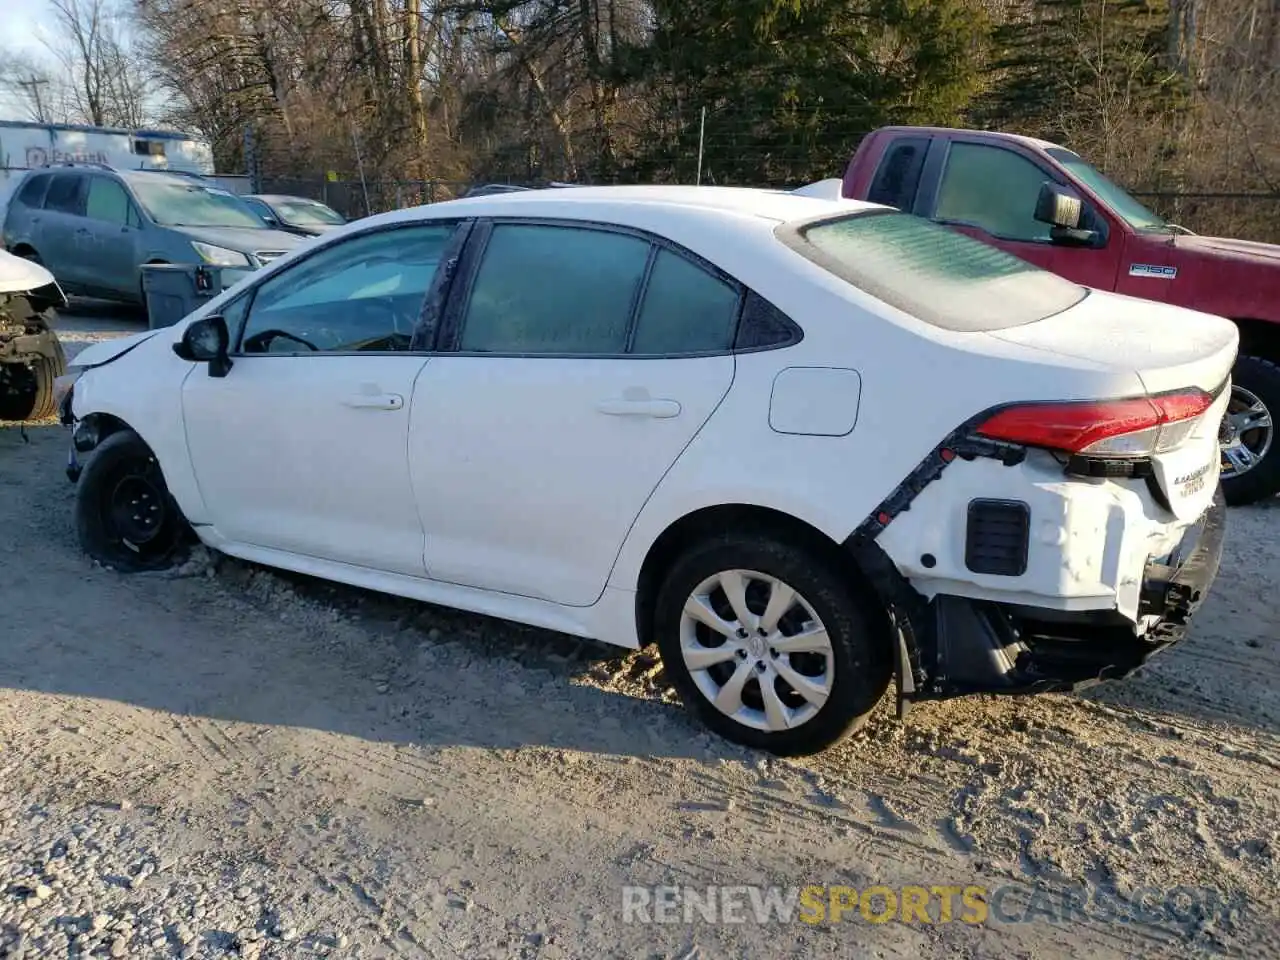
(43, 0), (151, 127)
(0, 49), (61, 123)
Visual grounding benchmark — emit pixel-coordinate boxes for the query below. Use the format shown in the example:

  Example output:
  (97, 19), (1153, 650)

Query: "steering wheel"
(242, 329), (321, 353)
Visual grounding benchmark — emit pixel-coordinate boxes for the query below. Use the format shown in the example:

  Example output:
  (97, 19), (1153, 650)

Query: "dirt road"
(0, 306), (1277, 958)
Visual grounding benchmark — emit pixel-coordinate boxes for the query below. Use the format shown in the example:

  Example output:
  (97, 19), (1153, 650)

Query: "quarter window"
(85, 177), (132, 224)
(631, 249), (740, 354)
(237, 224), (456, 354)
(16, 174), (49, 208)
(935, 143), (1053, 242)
(459, 224), (650, 354)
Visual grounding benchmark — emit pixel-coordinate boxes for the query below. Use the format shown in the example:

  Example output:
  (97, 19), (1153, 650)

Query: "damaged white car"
(60, 186), (1234, 755)
(0, 249), (67, 422)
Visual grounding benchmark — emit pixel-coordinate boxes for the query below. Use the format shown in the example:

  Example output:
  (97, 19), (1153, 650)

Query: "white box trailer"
(0, 120), (217, 212)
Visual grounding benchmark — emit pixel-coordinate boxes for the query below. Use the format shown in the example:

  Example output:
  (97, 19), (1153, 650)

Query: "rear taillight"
(974, 389), (1214, 457)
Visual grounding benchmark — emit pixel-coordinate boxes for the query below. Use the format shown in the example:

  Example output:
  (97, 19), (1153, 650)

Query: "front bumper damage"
(849, 490), (1226, 713)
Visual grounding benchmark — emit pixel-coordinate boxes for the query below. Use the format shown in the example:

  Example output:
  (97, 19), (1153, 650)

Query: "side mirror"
(172, 315), (233, 378)
(1034, 182), (1100, 247)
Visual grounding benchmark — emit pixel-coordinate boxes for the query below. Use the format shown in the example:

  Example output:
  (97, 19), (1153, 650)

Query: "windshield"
(273, 198), (345, 226)
(131, 179), (268, 229)
(1045, 148), (1168, 232)
(780, 210), (1088, 331)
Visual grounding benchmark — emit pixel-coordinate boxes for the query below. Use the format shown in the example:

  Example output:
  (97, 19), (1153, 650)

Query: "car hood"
(0, 248), (57, 293)
(288, 221), (344, 235)
(169, 224), (305, 254)
(69, 329), (160, 368)
(1173, 234), (1280, 266)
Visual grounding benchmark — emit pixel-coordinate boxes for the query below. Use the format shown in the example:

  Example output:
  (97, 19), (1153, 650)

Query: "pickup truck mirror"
(1034, 182), (1082, 229)
(1034, 182), (1101, 248)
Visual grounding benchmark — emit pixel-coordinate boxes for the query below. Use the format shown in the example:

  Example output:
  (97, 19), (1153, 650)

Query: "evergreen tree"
(631, 0), (990, 185)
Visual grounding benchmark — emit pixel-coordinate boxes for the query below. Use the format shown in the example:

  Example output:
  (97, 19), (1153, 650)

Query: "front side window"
(782, 210), (1088, 331)
(85, 177), (132, 224)
(237, 224), (457, 354)
(934, 142), (1053, 243)
(131, 178), (266, 229)
(459, 224), (650, 354)
(44, 174), (85, 216)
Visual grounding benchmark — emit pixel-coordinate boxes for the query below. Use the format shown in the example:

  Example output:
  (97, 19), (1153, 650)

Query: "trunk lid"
(988, 290), (1238, 520)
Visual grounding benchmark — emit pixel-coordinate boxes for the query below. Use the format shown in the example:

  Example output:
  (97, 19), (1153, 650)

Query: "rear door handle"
(596, 398), (681, 418)
(343, 393), (403, 410)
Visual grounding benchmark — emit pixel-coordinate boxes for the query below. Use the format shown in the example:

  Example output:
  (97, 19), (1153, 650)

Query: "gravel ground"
(0, 303), (1276, 959)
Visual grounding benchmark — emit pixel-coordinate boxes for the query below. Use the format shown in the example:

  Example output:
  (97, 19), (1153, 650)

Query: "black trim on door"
(412, 218), (475, 351)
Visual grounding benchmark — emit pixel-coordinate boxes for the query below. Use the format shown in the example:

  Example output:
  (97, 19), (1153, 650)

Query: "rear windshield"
(778, 210), (1088, 331)
(275, 198), (345, 225)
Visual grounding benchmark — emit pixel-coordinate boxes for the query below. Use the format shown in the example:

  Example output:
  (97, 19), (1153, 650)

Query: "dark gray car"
(241, 194), (347, 237)
(1, 165), (305, 305)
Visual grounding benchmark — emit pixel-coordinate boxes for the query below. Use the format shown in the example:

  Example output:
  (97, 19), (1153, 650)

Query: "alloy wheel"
(1221, 384), (1274, 479)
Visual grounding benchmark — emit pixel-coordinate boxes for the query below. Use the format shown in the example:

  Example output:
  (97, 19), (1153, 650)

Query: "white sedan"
(61, 185), (1236, 755)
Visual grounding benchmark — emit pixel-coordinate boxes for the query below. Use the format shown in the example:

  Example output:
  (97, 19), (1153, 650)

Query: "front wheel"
(75, 429), (186, 571)
(652, 533), (892, 756)
(1221, 355), (1280, 506)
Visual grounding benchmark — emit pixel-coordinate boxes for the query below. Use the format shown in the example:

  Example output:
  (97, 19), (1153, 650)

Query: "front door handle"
(596, 398), (681, 418)
(343, 393), (404, 410)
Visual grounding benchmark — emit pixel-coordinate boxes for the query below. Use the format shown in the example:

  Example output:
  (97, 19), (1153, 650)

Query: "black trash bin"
(141, 263), (255, 329)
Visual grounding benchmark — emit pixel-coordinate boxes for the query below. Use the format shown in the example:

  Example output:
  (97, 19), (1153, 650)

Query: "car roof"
(870, 125), (1065, 153)
(114, 169), (210, 187)
(364, 185), (880, 231)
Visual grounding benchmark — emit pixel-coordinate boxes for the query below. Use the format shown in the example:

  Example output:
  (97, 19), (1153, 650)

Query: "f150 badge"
(1129, 263), (1178, 279)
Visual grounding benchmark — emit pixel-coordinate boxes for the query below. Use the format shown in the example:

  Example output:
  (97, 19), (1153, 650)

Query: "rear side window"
(44, 174), (85, 215)
(459, 224), (650, 354)
(866, 138), (928, 210)
(16, 174), (49, 208)
(780, 211), (1088, 331)
(631, 249), (741, 354)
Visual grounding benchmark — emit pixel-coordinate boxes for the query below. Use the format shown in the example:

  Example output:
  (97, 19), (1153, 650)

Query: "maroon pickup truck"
(841, 126), (1280, 505)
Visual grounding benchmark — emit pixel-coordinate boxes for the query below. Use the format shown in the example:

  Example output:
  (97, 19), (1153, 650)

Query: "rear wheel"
(1221, 355), (1280, 506)
(653, 533), (892, 756)
(75, 429), (186, 571)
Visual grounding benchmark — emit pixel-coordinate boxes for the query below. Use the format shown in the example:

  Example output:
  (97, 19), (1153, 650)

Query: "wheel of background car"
(652, 531), (892, 756)
(0, 313), (65, 421)
(75, 428), (187, 572)
(241, 328), (321, 353)
(1220, 354), (1280, 506)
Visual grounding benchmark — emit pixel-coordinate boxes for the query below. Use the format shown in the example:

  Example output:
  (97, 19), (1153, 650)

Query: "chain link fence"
(252, 177), (474, 219)
(253, 176), (1280, 243)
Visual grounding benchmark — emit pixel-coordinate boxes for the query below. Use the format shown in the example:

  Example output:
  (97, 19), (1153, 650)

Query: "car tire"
(75, 428), (187, 571)
(652, 532), (892, 756)
(1221, 354), (1280, 506)
(0, 338), (65, 421)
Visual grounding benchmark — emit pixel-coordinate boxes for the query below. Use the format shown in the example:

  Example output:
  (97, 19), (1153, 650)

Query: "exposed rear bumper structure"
(850, 491), (1226, 707)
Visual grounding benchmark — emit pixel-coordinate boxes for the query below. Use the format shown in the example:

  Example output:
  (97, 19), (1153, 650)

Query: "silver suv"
(2, 165), (304, 305)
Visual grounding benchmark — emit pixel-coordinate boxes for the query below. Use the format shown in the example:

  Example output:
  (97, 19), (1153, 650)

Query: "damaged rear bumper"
(854, 490), (1226, 706)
